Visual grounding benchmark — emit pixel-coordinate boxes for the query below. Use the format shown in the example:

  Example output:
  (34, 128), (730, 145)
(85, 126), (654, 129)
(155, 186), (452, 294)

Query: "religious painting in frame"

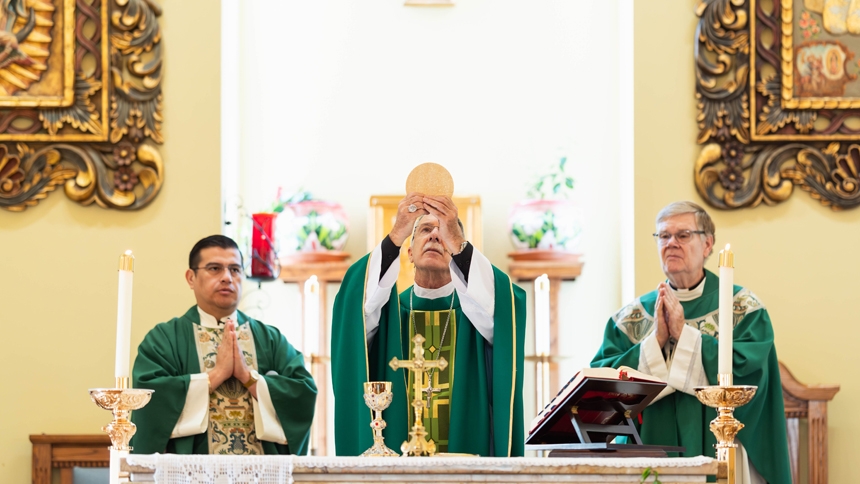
(694, 0), (860, 210)
(0, 0), (163, 212)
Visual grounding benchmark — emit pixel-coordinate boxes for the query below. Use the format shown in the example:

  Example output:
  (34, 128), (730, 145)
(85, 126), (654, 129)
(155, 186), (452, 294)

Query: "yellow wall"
(0, 1), (221, 482)
(634, 3), (857, 482)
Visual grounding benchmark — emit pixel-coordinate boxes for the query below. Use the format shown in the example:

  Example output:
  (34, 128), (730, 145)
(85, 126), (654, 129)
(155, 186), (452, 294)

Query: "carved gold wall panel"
(0, 0), (163, 212)
(695, 0), (860, 210)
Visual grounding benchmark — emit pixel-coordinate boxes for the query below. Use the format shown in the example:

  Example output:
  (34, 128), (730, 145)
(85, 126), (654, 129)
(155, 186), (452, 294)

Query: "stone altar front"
(124, 455), (718, 483)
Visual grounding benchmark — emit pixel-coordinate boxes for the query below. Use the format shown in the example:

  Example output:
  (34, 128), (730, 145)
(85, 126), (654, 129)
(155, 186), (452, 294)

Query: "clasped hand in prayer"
(206, 320), (258, 397)
(654, 282), (685, 348)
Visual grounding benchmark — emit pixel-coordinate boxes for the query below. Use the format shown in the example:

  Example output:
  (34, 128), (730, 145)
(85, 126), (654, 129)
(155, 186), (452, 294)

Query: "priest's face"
(656, 213), (713, 286)
(186, 247), (243, 318)
(408, 215), (452, 272)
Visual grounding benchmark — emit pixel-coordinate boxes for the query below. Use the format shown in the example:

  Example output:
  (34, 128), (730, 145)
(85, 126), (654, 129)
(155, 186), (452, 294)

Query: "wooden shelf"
(508, 259), (584, 281)
(278, 260), (350, 283)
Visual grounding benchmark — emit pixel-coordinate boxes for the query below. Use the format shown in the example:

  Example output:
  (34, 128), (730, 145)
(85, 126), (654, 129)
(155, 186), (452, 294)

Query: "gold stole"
(193, 323), (263, 455)
(408, 309), (457, 453)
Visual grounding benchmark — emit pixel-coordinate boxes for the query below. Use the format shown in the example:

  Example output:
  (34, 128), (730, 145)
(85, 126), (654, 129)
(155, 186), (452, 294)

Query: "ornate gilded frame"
(695, 0), (860, 210)
(0, 0), (163, 212)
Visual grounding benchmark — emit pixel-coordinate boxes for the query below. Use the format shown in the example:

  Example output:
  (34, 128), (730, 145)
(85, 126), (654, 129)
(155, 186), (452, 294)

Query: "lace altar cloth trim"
(126, 454), (715, 484)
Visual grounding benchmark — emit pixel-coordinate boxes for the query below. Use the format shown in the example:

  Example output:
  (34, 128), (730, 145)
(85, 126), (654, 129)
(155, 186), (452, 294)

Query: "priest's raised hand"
(389, 192), (429, 245)
(421, 195), (466, 255)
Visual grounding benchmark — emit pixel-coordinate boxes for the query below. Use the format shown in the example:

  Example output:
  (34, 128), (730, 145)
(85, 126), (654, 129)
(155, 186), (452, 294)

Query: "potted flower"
(272, 189), (350, 263)
(508, 157), (583, 258)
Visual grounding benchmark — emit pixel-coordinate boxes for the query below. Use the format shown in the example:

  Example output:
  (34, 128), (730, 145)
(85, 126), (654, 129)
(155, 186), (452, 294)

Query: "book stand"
(526, 376), (684, 457)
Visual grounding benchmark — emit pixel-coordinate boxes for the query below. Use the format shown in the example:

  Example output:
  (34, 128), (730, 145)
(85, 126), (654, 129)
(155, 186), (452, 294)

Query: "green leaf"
(560, 156), (567, 171)
(553, 182), (561, 194)
(565, 177), (574, 189)
(318, 226), (331, 245)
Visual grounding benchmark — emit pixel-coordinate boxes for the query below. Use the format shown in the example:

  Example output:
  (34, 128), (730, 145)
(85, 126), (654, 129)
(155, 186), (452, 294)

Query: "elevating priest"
(332, 194), (526, 456)
(591, 201), (790, 484)
(131, 235), (317, 455)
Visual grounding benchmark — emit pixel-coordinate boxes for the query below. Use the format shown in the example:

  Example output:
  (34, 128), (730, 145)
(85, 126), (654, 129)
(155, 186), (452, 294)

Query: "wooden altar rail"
(779, 361), (840, 484)
(29, 434), (110, 484)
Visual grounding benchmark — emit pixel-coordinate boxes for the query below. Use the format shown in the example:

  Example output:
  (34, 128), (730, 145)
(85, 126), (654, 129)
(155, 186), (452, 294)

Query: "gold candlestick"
(389, 334), (447, 456)
(89, 379), (153, 483)
(694, 382), (757, 484)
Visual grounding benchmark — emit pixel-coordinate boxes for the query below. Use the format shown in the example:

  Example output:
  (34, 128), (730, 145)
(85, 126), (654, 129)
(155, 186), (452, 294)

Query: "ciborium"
(89, 378), (153, 483)
(361, 381), (399, 456)
(694, 375), (757, 484)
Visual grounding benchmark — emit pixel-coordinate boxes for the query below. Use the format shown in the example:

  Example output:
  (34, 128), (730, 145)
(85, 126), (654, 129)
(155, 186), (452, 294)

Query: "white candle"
(115, 251), (134, 380)
(534, 274), (550, 355)
(718, 244), (734, 382)
(304, 275), (320, 357)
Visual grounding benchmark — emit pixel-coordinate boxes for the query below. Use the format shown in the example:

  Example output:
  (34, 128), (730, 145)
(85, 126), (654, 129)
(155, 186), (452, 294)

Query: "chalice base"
(360, 442), (400, 457)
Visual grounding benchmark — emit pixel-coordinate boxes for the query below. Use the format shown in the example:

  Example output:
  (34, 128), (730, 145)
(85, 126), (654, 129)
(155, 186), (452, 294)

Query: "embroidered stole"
(193, 323), (263, 455)
(408, 309), (457, 453)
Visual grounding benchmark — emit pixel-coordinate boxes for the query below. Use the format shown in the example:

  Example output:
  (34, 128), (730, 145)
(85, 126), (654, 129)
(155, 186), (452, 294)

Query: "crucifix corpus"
(389, 333), (448, 456)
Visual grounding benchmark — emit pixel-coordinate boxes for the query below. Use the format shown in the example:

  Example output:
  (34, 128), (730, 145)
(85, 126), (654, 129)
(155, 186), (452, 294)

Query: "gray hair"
(656, 201), (716, 240)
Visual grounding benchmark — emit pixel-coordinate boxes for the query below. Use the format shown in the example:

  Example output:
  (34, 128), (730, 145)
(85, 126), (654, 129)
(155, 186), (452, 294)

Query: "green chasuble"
(131, 306), (317, 455)
(331, 254), (526, 457)
(591, 270), (791, 484)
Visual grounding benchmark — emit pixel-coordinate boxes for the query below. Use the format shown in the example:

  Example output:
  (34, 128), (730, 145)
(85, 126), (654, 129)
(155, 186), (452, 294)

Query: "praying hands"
(654, 282), (686, 348)
(207, 320), (258, 397)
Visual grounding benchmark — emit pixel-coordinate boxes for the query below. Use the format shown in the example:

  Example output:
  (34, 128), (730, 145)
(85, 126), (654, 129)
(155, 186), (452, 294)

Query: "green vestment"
(591, 270), (791, 484)
(331, 254), (526, 457)
(131, 306), (317, 455)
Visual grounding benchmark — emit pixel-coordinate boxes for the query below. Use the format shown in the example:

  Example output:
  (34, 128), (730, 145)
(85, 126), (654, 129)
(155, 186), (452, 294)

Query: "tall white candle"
(718, 244), (734, 382)
(534, 274), (551, 355)
(304, 275), (320, 357)
(115, 251), (134, 380)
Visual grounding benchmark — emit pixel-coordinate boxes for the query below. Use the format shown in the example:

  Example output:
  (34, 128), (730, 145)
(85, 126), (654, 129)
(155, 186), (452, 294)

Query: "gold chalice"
(360, 381), (399, 457)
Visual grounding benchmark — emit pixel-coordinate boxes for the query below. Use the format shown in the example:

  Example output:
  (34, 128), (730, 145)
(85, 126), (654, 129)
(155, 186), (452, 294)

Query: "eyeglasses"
(652, 230), (706, 245)
(193, 264), (243, 278)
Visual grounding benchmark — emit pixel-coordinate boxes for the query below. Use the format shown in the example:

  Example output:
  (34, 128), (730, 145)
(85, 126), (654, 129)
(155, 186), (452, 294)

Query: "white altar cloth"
(125, 454), (718, 484)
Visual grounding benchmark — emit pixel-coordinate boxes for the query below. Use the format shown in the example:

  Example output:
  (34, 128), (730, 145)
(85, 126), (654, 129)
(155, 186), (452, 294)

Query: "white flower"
(537, 231), (558, 250)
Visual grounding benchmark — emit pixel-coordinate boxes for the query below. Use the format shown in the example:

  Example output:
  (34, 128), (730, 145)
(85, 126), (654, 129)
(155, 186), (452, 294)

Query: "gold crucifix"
(389, 333), (448, 456)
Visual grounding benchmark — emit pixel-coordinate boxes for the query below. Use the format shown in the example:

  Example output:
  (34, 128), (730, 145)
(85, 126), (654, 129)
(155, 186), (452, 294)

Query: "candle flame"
(725, 243), (731, 251)
(124, 249), (133, 255)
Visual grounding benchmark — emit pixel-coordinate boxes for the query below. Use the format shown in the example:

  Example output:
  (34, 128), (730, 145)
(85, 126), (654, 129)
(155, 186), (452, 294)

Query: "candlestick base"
(694, 384), (756, 484)
(89, 387), (153, 483)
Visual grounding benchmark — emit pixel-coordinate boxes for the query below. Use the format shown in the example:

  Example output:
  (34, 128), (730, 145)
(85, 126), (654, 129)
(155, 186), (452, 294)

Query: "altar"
(123, 455), (719, 483)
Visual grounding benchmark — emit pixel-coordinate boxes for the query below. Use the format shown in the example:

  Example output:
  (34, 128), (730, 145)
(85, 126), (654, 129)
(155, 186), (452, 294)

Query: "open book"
(527, 366), (665, 436)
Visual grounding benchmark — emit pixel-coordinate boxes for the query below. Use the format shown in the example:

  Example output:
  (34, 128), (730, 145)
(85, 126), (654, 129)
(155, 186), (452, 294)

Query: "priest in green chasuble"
(332, 194), (526, 456)
(131, 235), (317, 455)
(591, 202), (791, 484)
